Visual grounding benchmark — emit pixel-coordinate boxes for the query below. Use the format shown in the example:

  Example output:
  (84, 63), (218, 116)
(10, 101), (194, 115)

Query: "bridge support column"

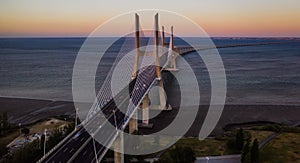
(158, 80), (167, 110)
(129, 110), (138, 133)
(114, 132), (124, 163)
(138, 94), (154, 128)
(142, 94), (150, 125)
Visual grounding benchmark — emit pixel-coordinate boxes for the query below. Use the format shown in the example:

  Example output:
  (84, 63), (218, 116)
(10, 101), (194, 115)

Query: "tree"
(251, 139), (259, 163)
(1, 112), (9, 134)
(11, 139), (42, 163)
(226, 137), (236, 151)
(0, 141), (7, 157)
(63, 123), (75, 135)
(21, 127), (30, 135)
(241, 139), (251, 163)
(0, 114), (2, 135)
(236, 128), (244, 151)
(2, 112), (8, 128)
(46, 128), (64, 151)
(3, 122), (76, 162)
(158, 151), (173, 163)
(40, 134), (45, 151)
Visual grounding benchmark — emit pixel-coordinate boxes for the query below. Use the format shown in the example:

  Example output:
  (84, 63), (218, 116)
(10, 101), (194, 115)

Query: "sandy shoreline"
(0, 97), (299, 136)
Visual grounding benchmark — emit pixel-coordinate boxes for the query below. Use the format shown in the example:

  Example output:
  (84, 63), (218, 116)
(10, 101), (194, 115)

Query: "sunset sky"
(0, 0), (299, 37)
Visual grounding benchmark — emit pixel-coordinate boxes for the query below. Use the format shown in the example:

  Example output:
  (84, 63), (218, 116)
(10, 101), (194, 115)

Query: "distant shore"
(0, 97), (299, 136)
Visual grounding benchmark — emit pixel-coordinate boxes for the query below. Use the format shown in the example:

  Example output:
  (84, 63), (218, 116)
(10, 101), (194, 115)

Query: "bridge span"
(38, 13), (197, 163)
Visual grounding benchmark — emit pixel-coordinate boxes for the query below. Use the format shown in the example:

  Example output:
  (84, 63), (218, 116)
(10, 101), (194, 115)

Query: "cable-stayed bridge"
(38, 13), (198, 163)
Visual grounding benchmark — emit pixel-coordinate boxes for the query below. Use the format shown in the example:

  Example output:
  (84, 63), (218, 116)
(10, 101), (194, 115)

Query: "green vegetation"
(8, 139), (42, 163)
(1, 121), (74, 163)
(260, 133), (300, 163)
(251, 139), (259, 163)
(158, 146), (195, 163)
(0, 112), (14, 136)
(251, 124), (300, 133)
(157, 127), (274, 163)
(0, 112), (15, 157)
(246, 130), (273, 143)
(1, 112), (298, 163)
(0, 112), (9, 135)
(240, 138), (260, 163)
(122, 124), (299, 163)
(226, 128), (251, 154)
(9, 123), (74, 162)
(0, 114), (74, 159)
(21, 128), (30, 135)
(236, 128), (244, 151)
(241, 139), (251, 163)
(172, 137), (227, 156)
(0, 141), (8, 160)
(162, 129), (253, 158)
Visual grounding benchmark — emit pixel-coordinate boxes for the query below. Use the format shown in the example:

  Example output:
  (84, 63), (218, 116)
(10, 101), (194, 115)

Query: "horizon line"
(0, 36), (300, 39)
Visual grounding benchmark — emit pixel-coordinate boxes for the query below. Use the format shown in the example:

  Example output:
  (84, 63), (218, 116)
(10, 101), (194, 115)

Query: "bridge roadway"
(41, 65), (157, 163)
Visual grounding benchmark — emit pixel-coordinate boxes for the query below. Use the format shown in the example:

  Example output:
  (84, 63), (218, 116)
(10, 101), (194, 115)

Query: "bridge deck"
(40, 66), (157, 163)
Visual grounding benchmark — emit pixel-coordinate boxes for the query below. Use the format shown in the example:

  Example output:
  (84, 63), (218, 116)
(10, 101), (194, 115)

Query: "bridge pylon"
(131, 13), (167, 114)
(114, 132), (124, 163)
(163, 26), (178, 72)
(114, 13), (172, 163)
(154, 13), (167, 111)
(162, 26), (166, 46)
(128, 109), (138, 133)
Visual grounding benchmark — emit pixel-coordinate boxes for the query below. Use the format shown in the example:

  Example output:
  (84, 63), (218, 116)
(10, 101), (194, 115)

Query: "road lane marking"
(63, 147), (68, 153)
(69, 148), (74, 153)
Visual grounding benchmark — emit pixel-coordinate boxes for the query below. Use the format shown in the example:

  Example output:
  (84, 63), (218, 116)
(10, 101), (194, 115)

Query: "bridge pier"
(157, 80), (167, 110)
(114, 132), (124, 163)
(128, 110), (138, 133)
(138, 93), (155, 128)
(141, 94), (150, 125)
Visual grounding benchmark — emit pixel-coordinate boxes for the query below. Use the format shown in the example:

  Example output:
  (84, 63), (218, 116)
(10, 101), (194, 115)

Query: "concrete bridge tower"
(164, 26), (178, 71)
(131, 13), (167, 128)
(114, 13), (169, 163)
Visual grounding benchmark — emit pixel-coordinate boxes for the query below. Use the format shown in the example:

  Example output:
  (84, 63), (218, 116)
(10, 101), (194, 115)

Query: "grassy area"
(162, 129), (274, 157)
(260, 133), (300, 163)
(172, 137), (228, 156)
(246, 130), (274, 143)
(27, 118), (70, 134)
(161, 127), (293, 158)
(136, 123), (300, 162)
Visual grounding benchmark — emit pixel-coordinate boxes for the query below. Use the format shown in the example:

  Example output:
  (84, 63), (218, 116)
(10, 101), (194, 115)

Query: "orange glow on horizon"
(1, 18), (299, 37)
(1, 5), (299, 37)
